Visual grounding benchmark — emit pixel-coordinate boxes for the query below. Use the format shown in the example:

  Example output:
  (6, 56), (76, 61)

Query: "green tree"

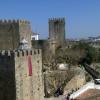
(76, 42), (97, 65)
(56, 42), (97, 65)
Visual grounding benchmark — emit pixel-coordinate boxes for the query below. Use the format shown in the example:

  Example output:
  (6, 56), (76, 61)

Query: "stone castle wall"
(31, 40), (50, 65)
(0, 20), (19, 50)
(19, 20), (32, 49)
(44, 70), (74, 97)
(0, 20), (32, 50)
(49, 18), (65, 43)
(15, 49), (44, 100)
(0, 49), (44, 100)
(48, 18), (65, 54)
(0, 51), (15, 100)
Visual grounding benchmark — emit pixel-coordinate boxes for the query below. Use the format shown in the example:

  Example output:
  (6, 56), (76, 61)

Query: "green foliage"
(56, 42), (98, 65)
(77, 42), (97, 65)
(45, 41), (99, 69)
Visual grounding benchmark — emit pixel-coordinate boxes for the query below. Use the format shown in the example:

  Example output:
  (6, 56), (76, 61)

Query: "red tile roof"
(74, 89), (100, 100)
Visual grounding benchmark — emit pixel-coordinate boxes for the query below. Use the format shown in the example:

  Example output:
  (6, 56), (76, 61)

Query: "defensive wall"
(0, 19), (32, 50)
(0, 49), (44, 100)
(48, 18), (65, 55)
(31, 40), (50, 64)
(0, 50), (15, 100)
(48, 18), (65, 45)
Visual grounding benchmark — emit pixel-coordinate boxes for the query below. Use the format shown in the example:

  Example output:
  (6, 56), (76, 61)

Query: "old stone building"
(0, 19), (44, 100)
(15, 49), (44, 100)
(32, 18), (66, 69)
(0, 18), (67, 100)
(0, 50), (44, 100)
(0, 20), (32, 50)
(48, 18), (65, 54)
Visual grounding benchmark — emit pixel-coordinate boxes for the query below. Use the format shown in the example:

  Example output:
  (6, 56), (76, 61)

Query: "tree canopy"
(56, 42), (98, 65)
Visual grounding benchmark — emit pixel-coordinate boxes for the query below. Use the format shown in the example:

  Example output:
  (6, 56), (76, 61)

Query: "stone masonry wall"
(0, 20), (32, 50)
(15, 49), (44, 100)
(19, 20), (32, 49)
(0, 49), (44, 100)
(0, 20), (19, 50)
(48, 18), (65, 55)
(0, 51), (16, 100)
(49, 18), (65, 47)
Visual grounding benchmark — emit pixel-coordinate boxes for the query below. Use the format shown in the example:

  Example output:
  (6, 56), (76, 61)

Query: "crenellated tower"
(0, 49), (44, 100)
(0, 19), (32, 50)
(48, 18), (65, 54)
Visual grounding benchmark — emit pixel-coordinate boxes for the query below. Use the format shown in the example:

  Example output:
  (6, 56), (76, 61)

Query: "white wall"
(70, 82), (100, 99)
(31, 35), (39, 40)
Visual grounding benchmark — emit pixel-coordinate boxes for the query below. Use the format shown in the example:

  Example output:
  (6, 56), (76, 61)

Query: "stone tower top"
(0, 19), (30, 24)
(0, 19), (32, 50)
(48, 17), (65, 54)
(48, 17), (65, 22)
(49, 17), (65, 44)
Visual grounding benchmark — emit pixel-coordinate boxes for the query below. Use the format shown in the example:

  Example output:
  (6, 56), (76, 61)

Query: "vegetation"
(44, 41), (100, 70)
(56, 42), (98, 65)
(74, 42), (97, 65)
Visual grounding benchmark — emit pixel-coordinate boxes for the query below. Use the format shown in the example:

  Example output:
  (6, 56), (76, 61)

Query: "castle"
(0, 20), (31, 50)
(0, 18), (65, 100)
(0, 19), (44, 100)
(48, 18), (65, 54)
(32, 18), (65, 56)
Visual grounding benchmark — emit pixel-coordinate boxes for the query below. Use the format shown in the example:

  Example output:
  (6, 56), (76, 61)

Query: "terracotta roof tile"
(75, 89), (100, 100)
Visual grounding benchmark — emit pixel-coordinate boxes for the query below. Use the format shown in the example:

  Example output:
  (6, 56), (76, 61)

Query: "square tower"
(0, 20), (32, 50)
(49, 18), (65, 54)
(0, 49), (44, 100)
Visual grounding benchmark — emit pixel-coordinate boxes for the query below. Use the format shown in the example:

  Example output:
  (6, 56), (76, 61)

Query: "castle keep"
(0, 20), (32, 50)
(0, 19), (44, 100)
(49, 18), (65, 54)
(0, 18), (66, 100)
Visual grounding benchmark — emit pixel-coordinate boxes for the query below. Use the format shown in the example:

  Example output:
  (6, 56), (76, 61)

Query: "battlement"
(0, 19), (30, 24)
(49, 17), (65, 22)
(0, 50), (14, 56)
(19, 20), (30, 24)
(15, 49), (41, 57)
(0, 49), (41, 57)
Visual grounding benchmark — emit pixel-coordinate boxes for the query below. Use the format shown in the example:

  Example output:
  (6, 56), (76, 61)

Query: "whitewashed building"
(31, 32), (39, 40)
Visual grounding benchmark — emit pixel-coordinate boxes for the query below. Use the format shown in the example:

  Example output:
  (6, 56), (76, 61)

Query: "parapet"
(15, 49), (41, 57)
(19, 20), (30, 24)
(48, 17), (65, 23)
(0, 49), (41, 57)
(0, 19), (30, 24)
(0, 50), (14, 56)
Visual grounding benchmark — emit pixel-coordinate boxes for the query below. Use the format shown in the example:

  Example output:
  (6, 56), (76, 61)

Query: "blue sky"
(0, 0), (100, 39)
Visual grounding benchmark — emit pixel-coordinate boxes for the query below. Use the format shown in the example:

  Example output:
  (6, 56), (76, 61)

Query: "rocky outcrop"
(44, 70), (74, 97)
(64, 67), (86, 95)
